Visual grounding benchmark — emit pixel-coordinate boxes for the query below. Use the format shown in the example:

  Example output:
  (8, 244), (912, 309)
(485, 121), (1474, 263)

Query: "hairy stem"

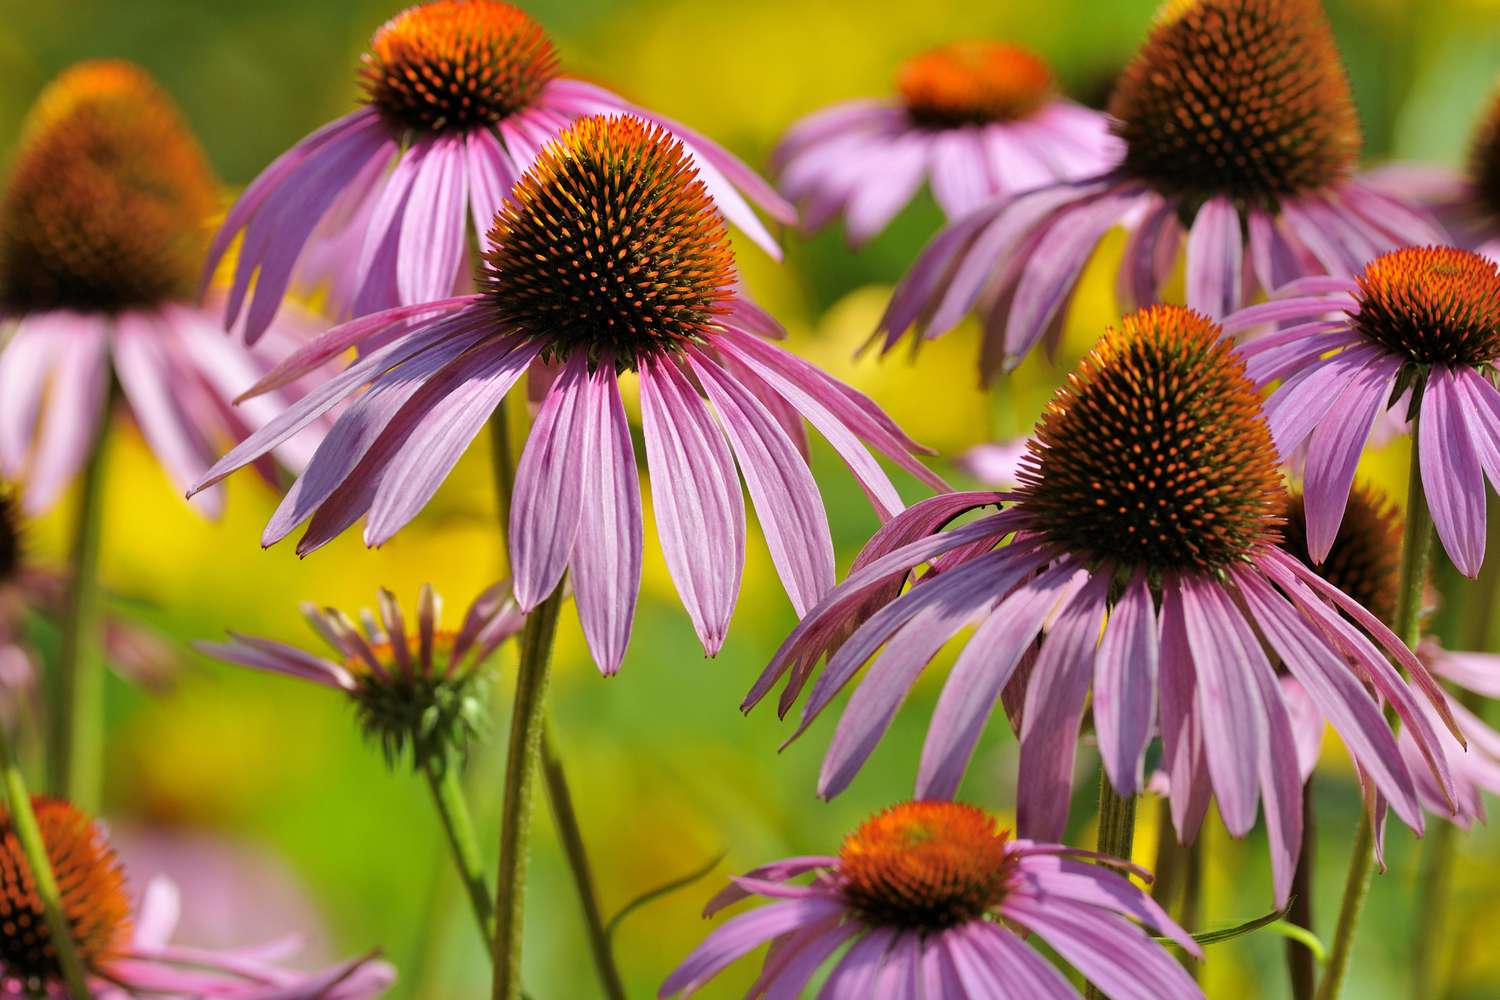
(425, 755), (495, 945)
(1085, 770), (1137, 1000)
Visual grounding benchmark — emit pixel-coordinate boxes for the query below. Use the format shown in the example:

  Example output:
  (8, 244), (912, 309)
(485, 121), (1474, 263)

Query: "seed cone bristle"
(1016, 304), (1285, 573)
(480, 115), (735, 368)
(0, 61), (218, 315)
(1109, 0), (1361, 206)
(838, 802), (1012, 929)
(1278, 486), (1400, 625)
(0, 798), (131, 986)
(1352, 246), (1500, 367)
(361, 0), (558, 132)
(898, 42), (1053, 128)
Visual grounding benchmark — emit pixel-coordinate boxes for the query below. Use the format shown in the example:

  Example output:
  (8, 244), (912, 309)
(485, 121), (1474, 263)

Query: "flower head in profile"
(661, 800), (1202, 999)
(1276, 485), (1500, 829)
(0, 61), (327, 516)
(1233, 246), (1500, 577)
(0, 797), (393, 998)
(192, 115), (941, 675)
(208, 0), (793, 344)
(1368, 76), (1500, 264)
(198, 583), (521, 769)
(750, 305), (1459, 903)
(773, 41), (1118, 245)
(876, 0), (1443, 381)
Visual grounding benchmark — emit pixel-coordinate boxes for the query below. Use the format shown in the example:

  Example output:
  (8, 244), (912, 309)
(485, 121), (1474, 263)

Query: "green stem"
(1286, 779), (1317, 1000)
(540, 730), (626, 1000)
(424, 755), (495, 945)
(1317, 429), (1433, 1000)
(0, 725), (94, 998)
(47, 418), (109, 810)
(1085, 770), (1136, 1000)
(491, 578), (563, 1000)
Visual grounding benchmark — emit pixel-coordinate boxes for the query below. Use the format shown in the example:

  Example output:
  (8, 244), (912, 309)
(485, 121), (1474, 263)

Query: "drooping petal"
(510, 353), (592, 610)
(1421, 366), (1487, 577)
(398, 132), (469, 305)
(0, 315), (61, 476)
(638, 356), (745, 655)
(23, 320), (109, 514)
(570, 366), (643, 675)
(658, 897), (846, 997)
(1185, 195), (1243, 318)
(1093, 571), (1159, 795)
(1302, 352), (1401, 561)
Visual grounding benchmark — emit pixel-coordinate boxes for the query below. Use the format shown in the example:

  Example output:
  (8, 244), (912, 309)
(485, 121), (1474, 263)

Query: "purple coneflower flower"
(197, 582), (522, 767)
(876, 0), (1444, 380)
(1368, 78), (1500, 263)
(208, 0), (793, 344)
(0, 797), (394, 998)
(191, 115), (941, 675)
(773, 42), (1118, 245)
(748, 305), (1459, 903)
(1232, 245), (1500, 577)
(661, 800), (1203, 999)
(0, 61), (324, 516)
(1277, 485), (1500, 828)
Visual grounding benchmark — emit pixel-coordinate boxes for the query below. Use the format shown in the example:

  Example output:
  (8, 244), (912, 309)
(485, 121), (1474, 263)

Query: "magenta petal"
(1016, 572), (1110, 841)
(510, 352), (592, 610)
(973, 925), (1076, 1000)
(1094, 571), (1159, 795)
(1261, 343), (1389, 458)
(1185, 195), (1243, 318)
(657, 897), (844, 998)
(465, 129), (520, 242)
(0, 316), (61, 477)
(398, 133), (469, 305)
(23, 321), (109, 515)
(638, 356), (745, 656)
(570, 367), (643, 675)
(916, 560), (1082, 800)
(1421, 366), (1487, 577)
(1177, 577), (1265, 836)
(1302, 352), (1400, 561)
(687, 349), (834, 616)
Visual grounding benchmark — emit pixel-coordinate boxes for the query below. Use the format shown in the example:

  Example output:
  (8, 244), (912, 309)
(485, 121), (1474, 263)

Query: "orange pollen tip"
(0, 798), (132, 985)
(480, 115), (735, 368)
(1015, 304), (1285, 573)
(1352, 246), (1500, 367)
(1109, 0), (1361, 204)
(361, 0), (558, 132)
(346, 630), (460, 678)
(0, 59), (217, 315)
(837, 801), (1013, 929)
(897, 42), (1053, 127)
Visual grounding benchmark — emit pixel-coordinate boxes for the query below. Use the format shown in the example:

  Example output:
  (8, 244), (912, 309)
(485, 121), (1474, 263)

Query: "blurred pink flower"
(661, 801), (1202, 999)
(0, 797), (394, 999)
(1231, 247), (1500, 577)
(0, 62), (327, 517)
(193, 116), (940, 675)
(875, 0), (1443, 381)
(773, 42), (1117, 245)
(207, 0), (793, 345)
(748, 307), (1458, 905)
(955, 438), (1028, 488)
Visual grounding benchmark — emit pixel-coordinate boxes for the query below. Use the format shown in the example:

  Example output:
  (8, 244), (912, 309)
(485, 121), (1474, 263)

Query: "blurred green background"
(3, 0), (1500, 996)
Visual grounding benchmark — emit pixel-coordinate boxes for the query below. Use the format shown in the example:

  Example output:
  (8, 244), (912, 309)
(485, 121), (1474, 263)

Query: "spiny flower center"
(838, 802), (1012, 929)
(344, 630), (488, 768)
(1109, 0), (1361, 206)
(479, 115), (735, 368)
(0, 798), (131, 985)
(898, 42), (1053, 128)
(1015, 305), (1284, 573)
(1278, 486), (1400, 625)
(361, 0), (558, 133)
(0, 61), (218, 315)
(1470, 80), (1500, 218)
(1351, 247), (1500, 367)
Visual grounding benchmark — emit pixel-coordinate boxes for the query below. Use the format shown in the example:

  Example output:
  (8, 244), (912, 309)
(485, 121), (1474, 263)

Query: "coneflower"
(875, 0), (1443, 381)
(661, 800), (1203, 999)
(773, 41), (1118, 245)
(207, 0), (793, 344)
(749, 305), (1458, 905)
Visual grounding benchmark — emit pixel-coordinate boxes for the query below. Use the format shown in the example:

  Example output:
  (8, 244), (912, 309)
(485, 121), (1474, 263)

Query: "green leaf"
(1155, 897), (1324, 956)
(605, 851), (726, 943)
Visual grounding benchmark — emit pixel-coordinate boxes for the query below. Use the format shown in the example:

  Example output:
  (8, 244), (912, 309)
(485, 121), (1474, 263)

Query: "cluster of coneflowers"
(0, 0), (1498, 997)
